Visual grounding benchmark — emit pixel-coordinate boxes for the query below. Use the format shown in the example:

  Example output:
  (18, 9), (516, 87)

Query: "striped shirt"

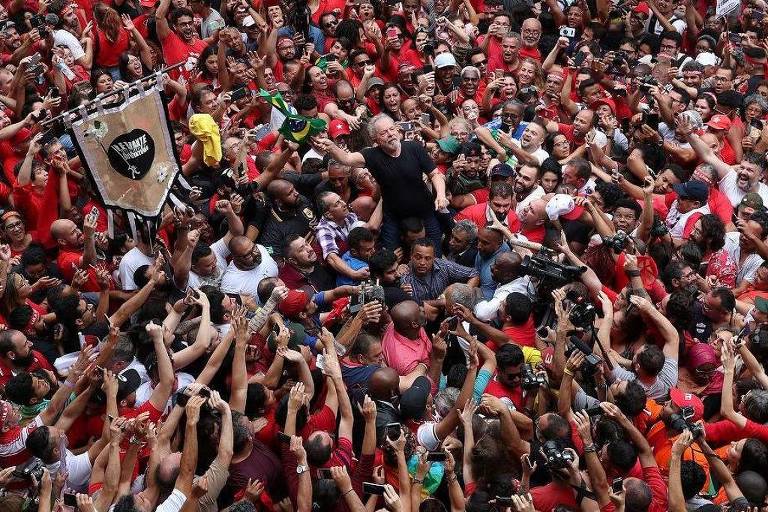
(314, 213), (365, 260)
(0, 414), (42, 468)
(400, 259), (478, 304)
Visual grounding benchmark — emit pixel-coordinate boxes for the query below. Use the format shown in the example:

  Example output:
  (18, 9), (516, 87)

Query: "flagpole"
(40, 61), (186, 129)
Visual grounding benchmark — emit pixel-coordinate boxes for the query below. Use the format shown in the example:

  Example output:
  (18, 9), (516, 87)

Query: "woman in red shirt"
(92, 4), (131, 73)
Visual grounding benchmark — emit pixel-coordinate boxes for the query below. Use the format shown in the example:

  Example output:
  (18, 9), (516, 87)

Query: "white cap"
(242, 15), (256, 27)
(435, 52), (457, 69)
(695, 52), (719, 66)
(545, 194), (575, 221)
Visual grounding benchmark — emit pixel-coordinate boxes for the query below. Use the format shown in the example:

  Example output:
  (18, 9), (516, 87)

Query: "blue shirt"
(483, 118), (527, 141)
(336, 251), (368, 286)
(474, 244), (510, 300)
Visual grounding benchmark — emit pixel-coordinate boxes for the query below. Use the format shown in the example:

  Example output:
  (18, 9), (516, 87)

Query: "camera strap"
(569, 482), (597, 504)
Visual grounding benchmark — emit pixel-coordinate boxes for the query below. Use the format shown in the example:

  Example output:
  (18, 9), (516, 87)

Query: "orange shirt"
(646, 421), (710, 491)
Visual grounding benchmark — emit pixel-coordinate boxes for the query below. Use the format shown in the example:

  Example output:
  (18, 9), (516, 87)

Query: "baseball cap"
(695, 52), (719, 67)
(399, 376), (431, 420)
(117, 369), (142, 401)
(365, 77), (385, 93)
(435, 53), (457, 69)
(491, 163), (515, 177)
(755, 296), (768, 313)
(591, 97), (616, 114)
(633, 2), (650, 15)
(706, 114), (731, 131)
(436, 136), (461, 155)
(278, 289), (311, 318)
(740, 192), (764, 211)
(669, 387), (704, 422)
(0, 20), (15, 31)
(545, 194), (576, 221)
(673, 180), (708, 203)
(329, 118), (351, 139)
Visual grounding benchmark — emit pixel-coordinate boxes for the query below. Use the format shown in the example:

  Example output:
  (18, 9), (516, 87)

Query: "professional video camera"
(12, 458), (45, 482)
(521, 364), (547, 390)
(565, 335), (602, 376)
(519, 251), (587, 288)
(749, 324), (768, 355)
(542, 440), (575, 469)
(565, 290), (597, 329)
(601, 230), (629, 254)
(349, 281), (385, 313)
(667, 406), (704, 439)
(637, 76), (659, 92)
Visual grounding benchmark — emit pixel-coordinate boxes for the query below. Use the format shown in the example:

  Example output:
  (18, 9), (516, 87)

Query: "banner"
(70, 88), (181, 221)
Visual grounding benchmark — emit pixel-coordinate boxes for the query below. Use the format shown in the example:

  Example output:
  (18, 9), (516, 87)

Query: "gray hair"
(680, 110), (703, 131)
(434, 387), (460, 418)
(745, 94), (768, 113)
(368, 113), (394, 140)
(446, 283), (476, 310)
(461, 66), (481, 79)
(453, 219), (478, 241)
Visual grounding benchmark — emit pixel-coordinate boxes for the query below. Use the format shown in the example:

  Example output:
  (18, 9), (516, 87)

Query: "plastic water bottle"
(55, 60), (76, 81)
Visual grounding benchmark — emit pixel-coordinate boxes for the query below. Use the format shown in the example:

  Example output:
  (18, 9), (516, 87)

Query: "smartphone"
(386, 27), (398, 39)
(444, 315), (459, 331)
(50, 87), (60, 99)
(426, 451), (447, 462)
(495, 497), (514, 506)
(399, 121), (414, 131)
(536, 326), (550, 338)
(230, 87), (250, 101)
(559, 26), (576, 38)
(318, 468), (333, 479)
(585, 406), (603, 417)
(363, 482), (387, 495)
(422, 64), (433, 73)
(386, 422), (401, 440)
(420, 113), (430, 126)
(611, 478), (624, 493)
(63, 493), (78, 508)
(755, 10), (765, 22)
(728, 32), (741, 44)
(645, 112), (660, 131)
(198, 387), (211, 398)
(324, 53), (337, 62)
(277, 431), (292, 443)
(573, 51), (587, 67)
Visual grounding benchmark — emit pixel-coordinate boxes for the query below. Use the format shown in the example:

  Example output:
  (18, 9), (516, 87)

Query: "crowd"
(3, 0), (768, 510)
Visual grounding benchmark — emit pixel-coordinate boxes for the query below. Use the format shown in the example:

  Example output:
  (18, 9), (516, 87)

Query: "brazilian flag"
(258, 89), (327, 144)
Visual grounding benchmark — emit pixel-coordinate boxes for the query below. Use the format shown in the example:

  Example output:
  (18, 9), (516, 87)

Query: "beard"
(381, 138), (401, 154)
(13, 351), (34, 368)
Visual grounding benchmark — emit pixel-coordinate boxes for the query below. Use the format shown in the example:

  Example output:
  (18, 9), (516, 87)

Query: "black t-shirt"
(361, 141), (435, 219)
(255, 197), (317, 257)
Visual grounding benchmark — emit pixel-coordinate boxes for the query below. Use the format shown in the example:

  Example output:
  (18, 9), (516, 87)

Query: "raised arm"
(678, 114), (732, 180)
(145, 320), (175, 412)
(229, 312), (250, 414)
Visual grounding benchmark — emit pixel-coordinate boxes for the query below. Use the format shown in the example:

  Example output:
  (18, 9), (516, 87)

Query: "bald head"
(391, 300), (421, 336)
(50, 219), (74, 240)
(623, 478), (652, 512)
(492, 252), (522, 284)
(266, 179), (291, 198)
(368, 367), (400, 400)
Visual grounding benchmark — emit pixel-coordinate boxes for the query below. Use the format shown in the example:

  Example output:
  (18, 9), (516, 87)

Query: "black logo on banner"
(107, 129), (155, 180)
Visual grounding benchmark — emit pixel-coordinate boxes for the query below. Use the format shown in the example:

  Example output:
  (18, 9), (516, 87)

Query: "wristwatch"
(296, 464), (308, 475)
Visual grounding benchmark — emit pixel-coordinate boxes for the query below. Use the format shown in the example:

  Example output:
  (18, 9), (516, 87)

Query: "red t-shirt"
(0, 350), (54, 386)
(160, 31), (208, 78)
(599, 466), (668, 512)
(94, 27), (130, 67)
(454, 202), (521, 233)
(57, 248), (100, 292)
(483, 372), (524, 409)
(531, 481), (578, 511)
(502, 319), (536, 347)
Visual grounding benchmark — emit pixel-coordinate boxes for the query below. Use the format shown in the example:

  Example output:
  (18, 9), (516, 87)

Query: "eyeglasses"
(462, 76), (479, 82)
(356, 60), (372, 67)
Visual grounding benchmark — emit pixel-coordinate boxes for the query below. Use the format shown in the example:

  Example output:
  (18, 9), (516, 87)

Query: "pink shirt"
(381, 323), (431, 375)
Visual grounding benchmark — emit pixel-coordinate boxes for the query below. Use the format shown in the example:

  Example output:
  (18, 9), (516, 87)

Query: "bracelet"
(62, 380), (75, 388)
(446, 475), (457, 483)
(342, 488), (354, 497)
(584, 444), (596, 453)
(625, 269), (641, 278)
(413, 478), (423, 485)
(563, 368), (574, 377)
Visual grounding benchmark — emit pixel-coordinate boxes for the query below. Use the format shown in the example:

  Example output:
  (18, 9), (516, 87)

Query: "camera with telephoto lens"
(667, 406), (704, 438)
(519, 251), (587, 288)
(750, 325), (768, 353)
(521, 363), (547, 390)
(637, 76), (659, 93)
(565, 337), (602, 376)
(650, 215), (669, 238)
(542, 439), (574, 470)
(12, 458), (45, 482)
(565, 290), (596, 329)
(601, 230), (629, 254)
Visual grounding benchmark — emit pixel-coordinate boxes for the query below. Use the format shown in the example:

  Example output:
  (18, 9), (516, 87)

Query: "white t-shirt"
(188, 237), (230, 289)
(156, 489), (188, 512)
(724, 231), (765, 285)
(135, 372), (194, 415)
(53, 30), (85, 61)
(719, 169), (768, 208)
(118, 247), (155, 291)
(220, 244), (278, 297)
(46, 449), (92, 492)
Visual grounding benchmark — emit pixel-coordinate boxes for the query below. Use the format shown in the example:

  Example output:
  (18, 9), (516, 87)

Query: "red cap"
(329, 118), (351, 139)
(591, 97), (616, 114)
(633, 2), (650, 15)
(669, 387), (704, 422)
(707, 114), (732, 131)
(278, 290), (310, 318)
(140, 0), (156, 7)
